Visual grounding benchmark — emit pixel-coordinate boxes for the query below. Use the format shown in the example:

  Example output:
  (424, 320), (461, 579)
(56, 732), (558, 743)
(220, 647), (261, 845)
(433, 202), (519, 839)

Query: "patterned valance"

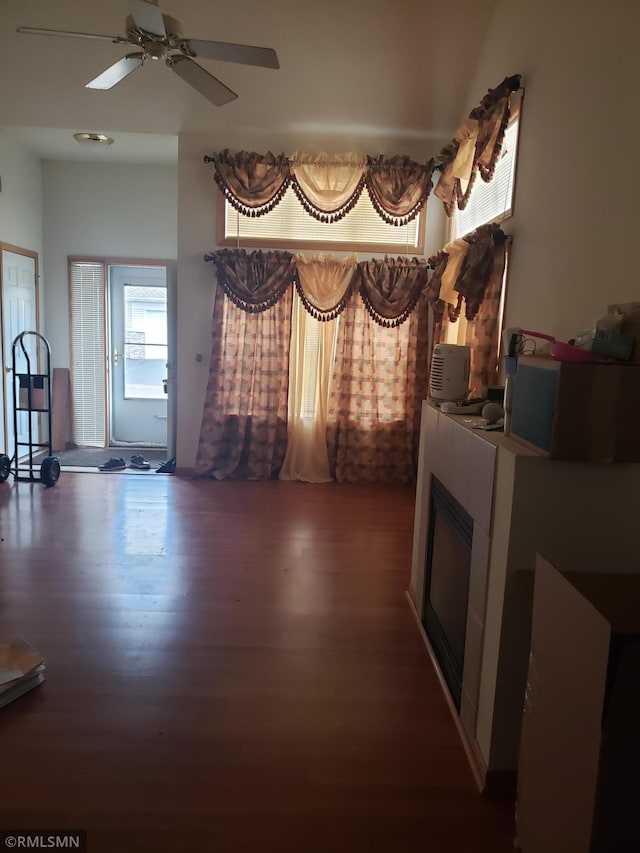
(425, 223), (507, 320)
(209, 150), (291, 216)
(434, 74), (521, 216)
(204, 75), (521, 225)
(293, 253), (358, 321)
(204, 249), (294, 312)
(358, 257), (429, 327)
(456, 224), (507, 319)
(207, 150), (433, 226)
(205, 225), (507, 325)
(290, 153), (367, 223)
(366, 156), (435, 226)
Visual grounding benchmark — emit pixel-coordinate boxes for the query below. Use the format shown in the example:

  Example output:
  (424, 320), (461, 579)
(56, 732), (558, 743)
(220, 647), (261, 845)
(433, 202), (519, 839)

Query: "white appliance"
(429, 344), (470, 402)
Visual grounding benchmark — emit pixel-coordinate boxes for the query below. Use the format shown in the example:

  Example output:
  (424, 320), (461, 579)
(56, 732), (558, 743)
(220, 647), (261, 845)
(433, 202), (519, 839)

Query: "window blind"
(453, 120), (519, 239)
(225, 187), (421, 250)
(70, 261), (106, 446)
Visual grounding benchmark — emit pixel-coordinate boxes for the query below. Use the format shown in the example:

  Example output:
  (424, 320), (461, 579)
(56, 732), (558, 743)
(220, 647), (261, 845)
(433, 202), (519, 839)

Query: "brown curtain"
(358, 256), (429, 327)
(472, 75), (520, 181)
(210, 150), (291, 215)
(208, 249), (294, 312)
(366, 156), (435, 225)
(465, 240), (508, 395)
(327, 293), (430, 484)
(434, 74), (521, 214)
(424, 224), (506, 320)
(424, 226), (509, 396)
(195, 261), (293, 480)
(456, 224), (506, 319)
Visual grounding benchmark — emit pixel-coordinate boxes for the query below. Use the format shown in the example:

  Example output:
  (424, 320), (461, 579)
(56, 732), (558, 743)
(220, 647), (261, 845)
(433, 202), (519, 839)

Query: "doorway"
(69, 257), (175, 457)
(0, 244), (39, 458)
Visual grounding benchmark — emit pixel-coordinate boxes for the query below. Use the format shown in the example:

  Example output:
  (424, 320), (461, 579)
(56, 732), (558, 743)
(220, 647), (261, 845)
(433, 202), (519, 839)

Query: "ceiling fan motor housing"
(125, 13), (183, 45)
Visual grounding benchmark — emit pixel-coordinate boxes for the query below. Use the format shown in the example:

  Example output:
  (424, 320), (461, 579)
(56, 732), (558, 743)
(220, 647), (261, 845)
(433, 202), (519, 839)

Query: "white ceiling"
(0, 0), (497, 165)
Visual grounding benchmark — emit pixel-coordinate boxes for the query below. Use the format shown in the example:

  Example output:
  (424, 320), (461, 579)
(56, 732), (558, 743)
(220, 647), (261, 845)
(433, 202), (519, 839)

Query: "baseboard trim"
(405, 590), (487, 794)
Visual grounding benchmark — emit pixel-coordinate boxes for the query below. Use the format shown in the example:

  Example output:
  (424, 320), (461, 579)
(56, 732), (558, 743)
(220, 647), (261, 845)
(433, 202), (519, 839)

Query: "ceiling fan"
(17, 0), (279, 106)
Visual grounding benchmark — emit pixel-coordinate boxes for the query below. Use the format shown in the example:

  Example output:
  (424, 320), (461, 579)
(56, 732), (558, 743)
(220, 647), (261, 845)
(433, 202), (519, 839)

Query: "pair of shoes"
(130, 454), (151, 470)
(156, 457), (176, 474)
(99, 457), (126, 472)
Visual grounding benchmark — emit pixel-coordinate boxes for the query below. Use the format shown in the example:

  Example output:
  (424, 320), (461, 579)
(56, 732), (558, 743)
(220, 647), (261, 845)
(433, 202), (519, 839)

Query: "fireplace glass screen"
(422, 477), (473, 710)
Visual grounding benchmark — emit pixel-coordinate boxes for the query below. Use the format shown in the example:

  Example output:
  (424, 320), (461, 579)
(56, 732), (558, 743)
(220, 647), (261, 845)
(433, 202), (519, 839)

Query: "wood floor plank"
(0, 475), (514, 852)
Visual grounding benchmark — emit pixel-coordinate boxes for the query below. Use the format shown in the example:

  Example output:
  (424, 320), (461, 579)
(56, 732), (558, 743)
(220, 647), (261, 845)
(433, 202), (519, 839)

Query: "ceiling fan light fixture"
(73, 132), (115, 146)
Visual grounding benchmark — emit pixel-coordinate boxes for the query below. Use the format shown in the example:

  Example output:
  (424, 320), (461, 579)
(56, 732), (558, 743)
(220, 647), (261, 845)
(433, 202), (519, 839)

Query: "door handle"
(113, 348), (120, 365)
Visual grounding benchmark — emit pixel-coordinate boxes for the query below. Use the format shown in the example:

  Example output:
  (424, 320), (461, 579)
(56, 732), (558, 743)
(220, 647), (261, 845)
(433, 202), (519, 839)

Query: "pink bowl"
(518, 329), (608, 363)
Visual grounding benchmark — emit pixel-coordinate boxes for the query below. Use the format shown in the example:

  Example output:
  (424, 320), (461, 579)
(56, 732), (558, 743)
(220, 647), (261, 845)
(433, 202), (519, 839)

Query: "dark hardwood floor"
(0, 474), (515, 852)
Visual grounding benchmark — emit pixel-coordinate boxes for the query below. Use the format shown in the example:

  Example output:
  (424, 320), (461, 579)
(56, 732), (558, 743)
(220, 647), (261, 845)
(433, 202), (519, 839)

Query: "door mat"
(30, 448), (168, 469)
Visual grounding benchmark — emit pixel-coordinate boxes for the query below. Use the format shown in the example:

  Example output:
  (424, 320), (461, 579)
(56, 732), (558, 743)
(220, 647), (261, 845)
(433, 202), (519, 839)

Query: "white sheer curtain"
(279, 253), (357, 482)
(290, 152), (367, 218)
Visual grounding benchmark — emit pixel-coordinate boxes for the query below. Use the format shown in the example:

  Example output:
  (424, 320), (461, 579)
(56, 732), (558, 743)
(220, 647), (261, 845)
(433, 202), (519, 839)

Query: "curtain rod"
(203, 154), (434, 168)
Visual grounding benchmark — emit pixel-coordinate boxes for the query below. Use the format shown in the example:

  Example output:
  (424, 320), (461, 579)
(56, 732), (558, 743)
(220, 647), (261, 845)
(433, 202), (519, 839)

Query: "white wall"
(0, 131), (44, 452)
(176, 135), (220, 469)
(42, 161), (177, 374)
(0, 130), (43, 256)
(467, 0), (639, 341)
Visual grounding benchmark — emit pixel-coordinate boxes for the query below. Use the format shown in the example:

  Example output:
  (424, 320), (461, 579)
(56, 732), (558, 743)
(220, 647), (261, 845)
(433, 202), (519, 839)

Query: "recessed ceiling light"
(73, 132), (114, 146)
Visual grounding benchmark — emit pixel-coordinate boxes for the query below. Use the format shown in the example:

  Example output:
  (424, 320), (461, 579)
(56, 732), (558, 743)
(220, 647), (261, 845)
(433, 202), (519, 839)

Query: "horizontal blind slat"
(454, 120), (519, 239)
(225, 188), (420, 248)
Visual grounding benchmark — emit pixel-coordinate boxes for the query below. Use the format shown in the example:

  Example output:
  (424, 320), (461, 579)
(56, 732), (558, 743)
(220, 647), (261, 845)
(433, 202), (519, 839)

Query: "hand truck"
(0, 331), (61, 487)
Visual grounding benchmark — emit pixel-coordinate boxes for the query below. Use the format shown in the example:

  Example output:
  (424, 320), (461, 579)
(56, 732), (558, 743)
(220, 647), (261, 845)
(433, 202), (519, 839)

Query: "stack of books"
(0, 639), (46, 708)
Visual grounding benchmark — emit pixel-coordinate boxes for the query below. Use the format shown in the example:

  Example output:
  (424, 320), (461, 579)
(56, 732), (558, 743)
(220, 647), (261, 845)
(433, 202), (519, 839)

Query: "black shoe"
(156, 457), (176, 474)
(99, 457), (126, 472)
(130, 454), (151, 470)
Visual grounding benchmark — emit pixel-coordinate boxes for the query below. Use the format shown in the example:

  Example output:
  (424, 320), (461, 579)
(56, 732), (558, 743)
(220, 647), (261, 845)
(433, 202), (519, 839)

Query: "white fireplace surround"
(409, 401), (640, 784)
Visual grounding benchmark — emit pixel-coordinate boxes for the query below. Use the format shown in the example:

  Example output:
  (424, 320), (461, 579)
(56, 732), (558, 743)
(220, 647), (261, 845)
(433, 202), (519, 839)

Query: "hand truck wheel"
(40, 456), (61, 487)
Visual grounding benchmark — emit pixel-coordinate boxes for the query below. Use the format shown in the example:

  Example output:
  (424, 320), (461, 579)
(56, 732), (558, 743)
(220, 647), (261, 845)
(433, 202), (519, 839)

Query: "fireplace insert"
(422, 476), (473, 710)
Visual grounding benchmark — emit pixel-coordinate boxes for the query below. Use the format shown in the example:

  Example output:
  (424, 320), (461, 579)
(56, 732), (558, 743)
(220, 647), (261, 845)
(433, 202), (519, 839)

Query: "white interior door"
(109, 265), (168, 446)
(1, 248), (38, 458)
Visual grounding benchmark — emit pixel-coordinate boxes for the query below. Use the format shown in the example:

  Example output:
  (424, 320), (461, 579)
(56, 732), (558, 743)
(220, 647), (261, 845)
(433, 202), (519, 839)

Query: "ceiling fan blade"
(130, 0), (166, 38)
(186, 39), (279, 69)
(17, 26), (127, 44)
(168, 56), (237, 106)
(86, 54), (143, 90)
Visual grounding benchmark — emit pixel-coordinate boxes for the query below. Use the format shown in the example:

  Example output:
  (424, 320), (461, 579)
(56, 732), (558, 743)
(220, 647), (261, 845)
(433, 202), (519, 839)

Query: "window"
(446, 106), (520, 350)
(452, 112), (521, 240)
(123, 284), (168, 400)
(217, 187), (426, 254)
(69, 261), (107, 446)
